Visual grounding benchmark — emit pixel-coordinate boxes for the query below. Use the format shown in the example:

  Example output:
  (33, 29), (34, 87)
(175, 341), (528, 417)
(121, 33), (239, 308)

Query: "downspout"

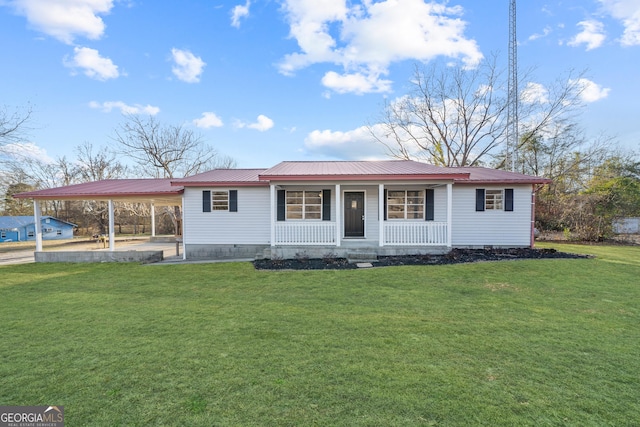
(378, 184), (384, 247)
(447, 183), (453, 249)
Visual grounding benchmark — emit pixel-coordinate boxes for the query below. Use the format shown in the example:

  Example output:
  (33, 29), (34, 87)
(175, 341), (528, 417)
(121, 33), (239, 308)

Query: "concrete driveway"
(0, 239), (179, 266)
(0, 248), (35, 265)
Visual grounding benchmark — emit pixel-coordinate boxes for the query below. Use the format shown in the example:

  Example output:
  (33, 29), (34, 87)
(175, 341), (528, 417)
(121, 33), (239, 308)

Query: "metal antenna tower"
(507, 0), (518, 171)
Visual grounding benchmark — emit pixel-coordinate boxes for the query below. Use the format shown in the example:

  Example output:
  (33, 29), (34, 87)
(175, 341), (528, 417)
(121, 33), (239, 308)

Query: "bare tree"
(75, 141), (128, 181)
(516, 125), (613, 194)
(0, 104), (32, 147)
(74, 142), (129, 234)
(370, 56), (588, 167)
(113, 115), (235, 179)
(7, 156), (73, 218)
(112, 115), (235, 235)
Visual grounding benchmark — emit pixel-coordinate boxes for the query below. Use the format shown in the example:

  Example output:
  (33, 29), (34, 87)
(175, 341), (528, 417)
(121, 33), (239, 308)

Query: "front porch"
(273, 221), (449, 246)
(270, 182), (453, 249)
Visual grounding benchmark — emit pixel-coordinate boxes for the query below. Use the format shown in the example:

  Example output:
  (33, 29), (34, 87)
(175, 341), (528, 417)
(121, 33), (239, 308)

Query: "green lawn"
(1, 244), (639, 426)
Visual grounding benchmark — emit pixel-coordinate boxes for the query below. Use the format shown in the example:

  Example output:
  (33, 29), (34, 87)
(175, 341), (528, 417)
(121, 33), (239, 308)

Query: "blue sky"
(1, 0), (638, 170)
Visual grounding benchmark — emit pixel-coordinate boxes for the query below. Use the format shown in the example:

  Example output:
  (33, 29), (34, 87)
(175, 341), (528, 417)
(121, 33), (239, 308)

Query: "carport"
(13, 179), (183, 262)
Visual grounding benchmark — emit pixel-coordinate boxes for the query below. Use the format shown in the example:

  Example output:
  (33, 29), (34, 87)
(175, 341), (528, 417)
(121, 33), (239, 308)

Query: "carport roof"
(13, 179), (183, 205)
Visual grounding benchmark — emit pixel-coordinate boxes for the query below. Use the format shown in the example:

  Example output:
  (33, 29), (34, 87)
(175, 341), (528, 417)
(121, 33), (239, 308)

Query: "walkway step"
(347, 252), (378, 263)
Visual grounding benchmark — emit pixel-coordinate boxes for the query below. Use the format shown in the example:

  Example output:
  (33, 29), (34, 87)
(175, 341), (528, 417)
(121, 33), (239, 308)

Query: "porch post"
(108, 199), (115, 251)
(378, 184), (384, 247)
(335, 184), (341, 246)
(150, 203), (156, 237)
(33, 199), (43, 252)
(270, 184), (276, 247)
(447, 183), (453, 248)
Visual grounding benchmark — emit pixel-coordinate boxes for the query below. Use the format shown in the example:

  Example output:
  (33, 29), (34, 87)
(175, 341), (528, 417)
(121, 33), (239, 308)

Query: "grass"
(0, 243), (639, 426)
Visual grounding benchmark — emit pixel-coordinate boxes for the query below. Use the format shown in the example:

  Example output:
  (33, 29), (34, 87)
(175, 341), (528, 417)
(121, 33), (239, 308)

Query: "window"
(56, 230), (62, 235)
(1, 232), (6, 239)
(485, 190), (503, 210)
(387, 190), (424, 220)
(476, 189), (514, 212)
(286, 191), (322, 220)
(28, 231), (34, 237)
(202, 190), (238, 212)
(212, 191), (229, 211)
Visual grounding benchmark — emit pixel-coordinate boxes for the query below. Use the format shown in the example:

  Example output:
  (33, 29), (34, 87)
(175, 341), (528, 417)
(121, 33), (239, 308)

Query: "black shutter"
(383, 189), (387, 220)
(425, 189), (435, 221)
(277, 190), (286, 221)
(504, 188), (514, 212)
(202, 190), (211, 212)
(475, 189), (485, 212)
(322, 189), (331, 221)
(229, 190), (238, 212)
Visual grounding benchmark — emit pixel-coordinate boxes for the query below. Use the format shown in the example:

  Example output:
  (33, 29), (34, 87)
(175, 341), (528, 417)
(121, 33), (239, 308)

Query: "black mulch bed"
(252, 248), (592, 270)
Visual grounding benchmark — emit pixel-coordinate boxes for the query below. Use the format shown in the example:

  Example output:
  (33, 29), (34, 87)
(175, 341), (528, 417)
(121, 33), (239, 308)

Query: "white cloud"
(8, 0), (114, 44)
(528, 26), (552, 41)
(249, 115), (274, 131)
(570, 78), (611, 102)
(193, 112), (224, 129)
(304, 125), (388, 160)
(231, 1), (250, 28)
(598, 0), (640, 46)
(521, 82), (549, 104)
(321, 71), (392, 94)
(89, 101), (160, 115)
(568, 20), (606, 50)
(1, 142), (54, 163)
(170, 48), (206, 83)
(278, 0), (482, 94)
(234, 115), (274, 131)
(64, 46), (120, 80)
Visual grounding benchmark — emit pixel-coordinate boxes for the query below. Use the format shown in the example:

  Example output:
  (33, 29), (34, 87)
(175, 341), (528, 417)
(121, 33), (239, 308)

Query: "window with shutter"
(386, 190), (425, 220)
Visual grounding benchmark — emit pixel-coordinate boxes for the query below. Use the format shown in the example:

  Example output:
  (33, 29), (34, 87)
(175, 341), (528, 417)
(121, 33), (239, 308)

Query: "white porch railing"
(384, 221), (448, 246)
(275, 222), (336, 245)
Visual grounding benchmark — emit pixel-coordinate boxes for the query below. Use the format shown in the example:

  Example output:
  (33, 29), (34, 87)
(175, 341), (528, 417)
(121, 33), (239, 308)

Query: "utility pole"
(507, 0), (518, 172)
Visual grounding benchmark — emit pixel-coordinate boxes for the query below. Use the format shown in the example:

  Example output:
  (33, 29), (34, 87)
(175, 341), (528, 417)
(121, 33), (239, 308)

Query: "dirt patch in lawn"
(253, 247), (591, 270)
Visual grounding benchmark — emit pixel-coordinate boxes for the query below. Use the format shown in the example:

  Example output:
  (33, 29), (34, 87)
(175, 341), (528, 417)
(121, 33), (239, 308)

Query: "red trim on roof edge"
(170, 181), (269, 187)
(258, 173), (470, 182)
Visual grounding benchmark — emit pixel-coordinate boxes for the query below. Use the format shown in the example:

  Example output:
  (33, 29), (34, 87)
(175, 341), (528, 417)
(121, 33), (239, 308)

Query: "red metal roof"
(259, 160), (471, 181)
(13, 179), (183, 203)
(13, 162), (551, 203)
(451, 167), (552, 185)
(171, 169), (268, 187)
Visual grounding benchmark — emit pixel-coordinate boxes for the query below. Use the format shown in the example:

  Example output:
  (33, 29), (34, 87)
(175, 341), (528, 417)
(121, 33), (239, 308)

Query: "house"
(172, 160), (551, 260)
(613, 217), (640, 234)
(0, 216), (76, 242)
(13, 160), (550, 261)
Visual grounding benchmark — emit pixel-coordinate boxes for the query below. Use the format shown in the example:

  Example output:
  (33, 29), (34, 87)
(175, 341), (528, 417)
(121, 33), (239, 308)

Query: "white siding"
(182, 183), (534, 248)
(183, 187), (271, 245)
(434, 186), (448, 222)
(452, 185), (532, 246)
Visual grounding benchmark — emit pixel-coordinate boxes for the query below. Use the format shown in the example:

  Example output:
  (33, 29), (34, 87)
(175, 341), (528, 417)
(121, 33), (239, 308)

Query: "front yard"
(1, 243), (638, 426)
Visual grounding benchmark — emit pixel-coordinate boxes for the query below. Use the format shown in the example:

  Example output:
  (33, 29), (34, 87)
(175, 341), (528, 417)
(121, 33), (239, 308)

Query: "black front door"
(344, 192), (365, 237)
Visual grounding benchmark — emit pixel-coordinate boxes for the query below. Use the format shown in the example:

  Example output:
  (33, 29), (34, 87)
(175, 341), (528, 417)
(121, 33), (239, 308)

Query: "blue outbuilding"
(0, 216), (77, 242)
